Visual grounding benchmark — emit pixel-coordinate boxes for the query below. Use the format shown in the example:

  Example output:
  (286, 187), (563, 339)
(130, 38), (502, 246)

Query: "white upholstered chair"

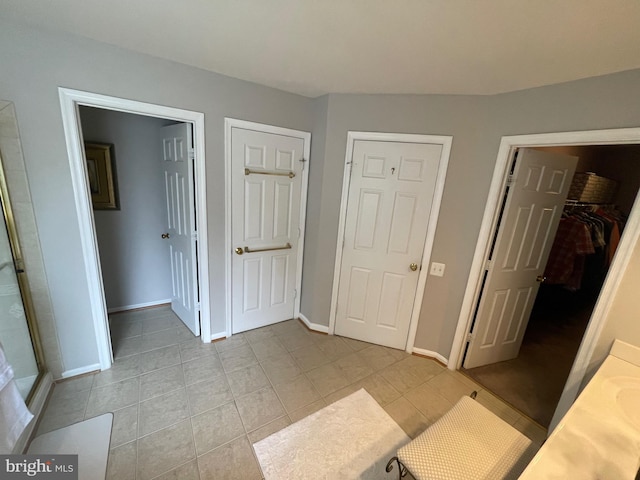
(386, 392), (538, 480)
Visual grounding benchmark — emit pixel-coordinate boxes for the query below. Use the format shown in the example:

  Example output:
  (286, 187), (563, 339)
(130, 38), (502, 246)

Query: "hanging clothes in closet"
(544, 203), (626, 292)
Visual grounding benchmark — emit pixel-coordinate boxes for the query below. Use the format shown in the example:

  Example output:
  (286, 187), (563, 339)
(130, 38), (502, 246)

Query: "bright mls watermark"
(0, 455), (77, 479)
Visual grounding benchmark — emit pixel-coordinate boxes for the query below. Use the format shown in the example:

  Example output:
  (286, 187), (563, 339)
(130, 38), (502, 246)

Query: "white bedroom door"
(335, 140), (443, 349)
(161, 123), (200, 336)
(463, 148), (578, 368)
(230, 126), (307, 333)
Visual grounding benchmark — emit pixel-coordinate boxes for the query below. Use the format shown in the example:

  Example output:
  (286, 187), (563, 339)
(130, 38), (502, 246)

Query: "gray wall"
(79, 107), (172, 310)
(0, 20), (314, 375)
(300, 70), (640, 362)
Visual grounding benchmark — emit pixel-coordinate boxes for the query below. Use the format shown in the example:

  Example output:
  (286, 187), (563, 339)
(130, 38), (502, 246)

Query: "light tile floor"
(36, 306), (547, 479)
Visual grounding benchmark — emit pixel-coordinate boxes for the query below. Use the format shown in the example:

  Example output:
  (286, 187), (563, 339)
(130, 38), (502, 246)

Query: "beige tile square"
(179, 337), (218, 363)
(277, 330), (315, 352)
(287, 399), (326, 423)
(142, 315), (180, 334)
(110, 320), (143, 340)
(247, 415), (291, 443)
(384, 397), (430, 439)
(113, 336), (143, 359)
(339, 336), (371, 352)
(358, 345), (399, 372)
(139, 387), (190, 436)
(270, 319), (305, 337)
(140, 364), (185, 401)
(139, 345), (181, 373)
(141, 329), (178, 353)
(314, 336), (353, 361)
(191, 402), (245, 455)
(186, 376), (234, 416)
(38, 389), (90, 434)
(260, 353), (302, 384)
(110, 405), (138, 448)
(323, 383), (363, 406)
(404, 382), (455, 423)
(154, 460), (200, 480)
(289, 345), (331, 372)
(175, 324), (197, 343)
(235, 387), (285, 432)
(306, 362), (350, 397)
(243, 326), (275, 345)
(272, 375), (321, 413)
(380, 357), (436, 394)
(85, 377), (140, 418)
(197, 436), (262, 480)
(333, 352), (374, 383)
(427, 371), (476, 403)
(215, 333), (248, 353)
(357, 374), (401, 406)
(182, 354), (225, 385)
(106, 441), (136, 480)
(218, 344), (259, 373)
(52, 375), (94, 397)
(249, 337), (288, 362)
(137, 420), (195, 480)
(93, 355), (142, 388)
(226, 364), (270, 398)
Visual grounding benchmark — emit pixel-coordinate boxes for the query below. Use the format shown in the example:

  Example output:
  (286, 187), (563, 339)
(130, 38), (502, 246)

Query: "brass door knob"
(235, 247), (244, 255)
(536, 275), (546, 283)
(161, 233), (170, 239)
(410, 263), (418, 271)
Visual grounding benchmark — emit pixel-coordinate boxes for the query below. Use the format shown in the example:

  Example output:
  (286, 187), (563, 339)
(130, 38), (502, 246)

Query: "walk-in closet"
(464, 144), (640, 428)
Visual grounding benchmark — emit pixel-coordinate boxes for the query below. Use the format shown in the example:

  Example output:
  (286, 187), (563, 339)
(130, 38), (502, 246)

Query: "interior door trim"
(329, 131), (453, 352)
(58, 88), (211, 370)
(224, 118), (311, 338)
(451, 128), (640, 432)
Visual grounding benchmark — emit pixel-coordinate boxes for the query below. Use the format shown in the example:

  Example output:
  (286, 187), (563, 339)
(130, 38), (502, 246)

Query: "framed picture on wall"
(84, 142), (118, 210)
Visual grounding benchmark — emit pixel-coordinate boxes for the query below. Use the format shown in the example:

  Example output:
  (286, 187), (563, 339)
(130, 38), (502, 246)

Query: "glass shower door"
(0, 157), (40, 400)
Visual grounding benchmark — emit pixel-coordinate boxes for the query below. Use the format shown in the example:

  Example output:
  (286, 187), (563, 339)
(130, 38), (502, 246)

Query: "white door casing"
(161, 123), (200, 336)
(463, 148), (578, 368)
(59, 88), (211, 374)
(334, 137), (449, 350)
(228, 122), (310, 334)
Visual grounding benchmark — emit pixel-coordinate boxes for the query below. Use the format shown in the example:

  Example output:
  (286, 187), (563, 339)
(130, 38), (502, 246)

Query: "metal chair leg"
(385, 456), (408, 479)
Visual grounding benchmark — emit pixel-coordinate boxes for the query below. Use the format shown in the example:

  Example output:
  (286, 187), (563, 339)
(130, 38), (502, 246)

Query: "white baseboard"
(298, 313), (329, 334)
(14, 372), (53, 453)
(107, 299), (171, 314)
(61, 363), (102, 378)
(210, 331), (227, 342)
(412, 347), (448, 366)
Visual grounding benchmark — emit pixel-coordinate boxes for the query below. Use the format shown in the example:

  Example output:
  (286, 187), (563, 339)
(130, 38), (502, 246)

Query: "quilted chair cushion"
(397, 396), (538, 480)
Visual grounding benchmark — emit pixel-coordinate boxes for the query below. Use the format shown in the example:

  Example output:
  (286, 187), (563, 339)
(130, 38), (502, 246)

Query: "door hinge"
(293, 289), (298, 299)
(188, 148), (195, 160)
(195, 302), (201, 312)
(466, 332), (474, 343)
(484, 259), (493, 272)
(506, 174), (516, 186)
(298, 227), (301, 239)
(191, 231), (198, 240)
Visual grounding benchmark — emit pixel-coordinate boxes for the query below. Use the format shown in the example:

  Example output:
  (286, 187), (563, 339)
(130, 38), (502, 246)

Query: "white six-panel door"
(335, 140), (443, 349)
(231, 128), (305, 333)
(463, 148), (578, 368)
(161, 123), (200, 336)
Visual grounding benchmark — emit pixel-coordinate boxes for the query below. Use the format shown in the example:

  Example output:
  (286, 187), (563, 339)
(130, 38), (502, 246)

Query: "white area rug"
(28, 413), (112, 480)
(253, 389), (410, 479)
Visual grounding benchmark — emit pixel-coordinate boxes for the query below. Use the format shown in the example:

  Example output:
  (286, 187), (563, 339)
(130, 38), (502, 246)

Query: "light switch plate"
(430, 262), (446, 277)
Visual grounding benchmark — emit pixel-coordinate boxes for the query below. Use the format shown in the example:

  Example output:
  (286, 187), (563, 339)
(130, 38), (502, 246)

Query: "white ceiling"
(4, 0), (640, 98)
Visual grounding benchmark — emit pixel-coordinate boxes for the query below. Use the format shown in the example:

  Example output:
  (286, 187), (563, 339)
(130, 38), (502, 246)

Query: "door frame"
(329, 131), (452, 352)
(224, 118), (311, 337)
(450, 128), (640, 431)
(58, 87), (211, 371)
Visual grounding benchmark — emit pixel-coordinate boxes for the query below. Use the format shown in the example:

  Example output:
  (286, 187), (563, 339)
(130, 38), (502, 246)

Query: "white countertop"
(519, 340), (640, 479)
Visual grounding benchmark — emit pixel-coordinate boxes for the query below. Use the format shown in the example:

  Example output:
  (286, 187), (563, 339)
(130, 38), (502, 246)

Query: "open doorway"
(461, 144), (640, 428)
(450, 128), (640, 434)
(58, 88), (211, 372)
(78, 107), (201, 357)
